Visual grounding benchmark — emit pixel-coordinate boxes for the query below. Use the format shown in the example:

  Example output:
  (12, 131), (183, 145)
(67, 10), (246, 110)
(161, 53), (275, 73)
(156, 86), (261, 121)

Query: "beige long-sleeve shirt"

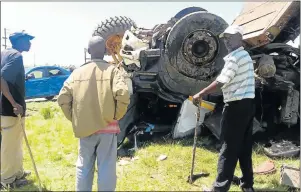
(57, 59), (130, 138)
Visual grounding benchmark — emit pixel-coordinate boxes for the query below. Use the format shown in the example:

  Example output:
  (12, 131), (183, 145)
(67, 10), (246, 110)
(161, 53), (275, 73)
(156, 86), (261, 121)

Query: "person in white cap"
(193, 25), (255, 192)
(1, 30), (34, 189)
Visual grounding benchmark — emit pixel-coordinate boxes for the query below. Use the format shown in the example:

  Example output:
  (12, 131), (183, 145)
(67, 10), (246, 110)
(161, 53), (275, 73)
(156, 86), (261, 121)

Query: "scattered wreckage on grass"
(91, 2), (300, 157)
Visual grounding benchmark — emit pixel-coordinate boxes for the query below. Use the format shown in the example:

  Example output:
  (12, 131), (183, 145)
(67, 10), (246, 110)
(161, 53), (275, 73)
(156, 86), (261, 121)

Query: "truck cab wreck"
(91, 2), (300, 148)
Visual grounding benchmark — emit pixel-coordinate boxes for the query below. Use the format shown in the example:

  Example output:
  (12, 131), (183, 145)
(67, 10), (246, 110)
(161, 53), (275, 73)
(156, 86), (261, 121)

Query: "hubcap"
(182, 30), (219, 66)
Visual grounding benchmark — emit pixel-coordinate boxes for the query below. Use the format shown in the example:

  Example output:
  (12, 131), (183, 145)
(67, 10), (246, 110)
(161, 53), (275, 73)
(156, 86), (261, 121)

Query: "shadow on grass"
(118, 123), (300, 160)
(117, 130), (221, 158)
(26, 98), (57, 104)
(254, 187), (298, 192)
(7, 183), (49, 192)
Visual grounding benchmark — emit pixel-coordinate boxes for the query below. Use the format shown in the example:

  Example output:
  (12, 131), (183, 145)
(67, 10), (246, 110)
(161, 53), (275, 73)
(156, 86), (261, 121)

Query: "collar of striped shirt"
(223, 46), (244, 60)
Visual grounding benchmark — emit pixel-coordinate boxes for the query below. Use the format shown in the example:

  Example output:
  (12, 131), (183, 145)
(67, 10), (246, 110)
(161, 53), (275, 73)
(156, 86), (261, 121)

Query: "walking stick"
(187, 97), (209, 184)
(17, 114), (43, 192)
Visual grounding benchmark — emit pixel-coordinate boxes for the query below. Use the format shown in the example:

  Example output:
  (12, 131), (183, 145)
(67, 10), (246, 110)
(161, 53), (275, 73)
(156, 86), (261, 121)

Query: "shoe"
(1, 178), (32, 189)
(20, 170), (31, 179)
(232, 175), (241, 186)
(241, 187), (255, 192)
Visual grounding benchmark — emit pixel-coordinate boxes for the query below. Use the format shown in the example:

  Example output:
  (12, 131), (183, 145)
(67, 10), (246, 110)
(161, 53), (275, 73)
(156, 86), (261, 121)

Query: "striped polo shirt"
(216, 46), (255, 103)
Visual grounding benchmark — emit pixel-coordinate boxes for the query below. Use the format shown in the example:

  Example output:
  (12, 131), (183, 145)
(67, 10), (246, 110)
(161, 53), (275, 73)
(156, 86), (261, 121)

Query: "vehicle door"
(46, 67), (71, 96)
(25, 67), (50, 99)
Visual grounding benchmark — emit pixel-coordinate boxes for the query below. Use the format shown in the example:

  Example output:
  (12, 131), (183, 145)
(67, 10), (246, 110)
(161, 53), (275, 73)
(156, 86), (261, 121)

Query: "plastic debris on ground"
(157, 154), (167, 161)
(118, 156), (140, 166)
(118, 159), (131, 166)
(280, 164), (300, 188)
(263, 140), (300, 158)
(131, 156), (139, 161)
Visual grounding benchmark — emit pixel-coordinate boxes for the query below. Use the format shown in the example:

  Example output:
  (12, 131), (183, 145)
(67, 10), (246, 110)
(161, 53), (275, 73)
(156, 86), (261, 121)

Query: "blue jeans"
(76, 133), (117, 191)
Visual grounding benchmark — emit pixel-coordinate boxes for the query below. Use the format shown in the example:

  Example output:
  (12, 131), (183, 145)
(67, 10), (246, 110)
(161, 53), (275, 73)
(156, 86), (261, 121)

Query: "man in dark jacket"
(1, 30), (34, 189)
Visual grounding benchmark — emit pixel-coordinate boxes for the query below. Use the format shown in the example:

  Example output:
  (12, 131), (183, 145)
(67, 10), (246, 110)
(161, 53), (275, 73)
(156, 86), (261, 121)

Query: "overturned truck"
(92, 2), (300, 147)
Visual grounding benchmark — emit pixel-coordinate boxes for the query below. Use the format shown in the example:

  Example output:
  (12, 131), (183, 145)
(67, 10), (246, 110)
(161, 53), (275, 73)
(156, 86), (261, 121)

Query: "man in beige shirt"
(57, 36), (130, 191)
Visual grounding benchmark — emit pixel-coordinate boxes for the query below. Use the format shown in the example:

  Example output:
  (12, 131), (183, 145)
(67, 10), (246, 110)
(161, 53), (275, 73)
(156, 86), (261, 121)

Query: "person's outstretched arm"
(112, 68), (130, 120)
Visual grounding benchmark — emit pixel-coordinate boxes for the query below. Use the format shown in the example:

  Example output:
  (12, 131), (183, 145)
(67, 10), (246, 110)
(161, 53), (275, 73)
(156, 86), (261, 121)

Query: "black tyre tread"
(93, 16), (136, 41)
(162, 8), (208, 33)
(93, 16), (136, 55)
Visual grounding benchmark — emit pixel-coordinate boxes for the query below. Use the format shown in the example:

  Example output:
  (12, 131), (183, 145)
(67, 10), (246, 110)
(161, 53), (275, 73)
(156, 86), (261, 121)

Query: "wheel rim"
(191, 40), (210, 58)
(182, 29), (219, 66)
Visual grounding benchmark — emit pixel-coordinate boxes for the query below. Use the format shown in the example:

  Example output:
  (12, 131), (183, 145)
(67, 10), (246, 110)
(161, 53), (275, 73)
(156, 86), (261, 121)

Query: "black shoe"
(232, 175), (241, 186)
(1, 178), (32, 189)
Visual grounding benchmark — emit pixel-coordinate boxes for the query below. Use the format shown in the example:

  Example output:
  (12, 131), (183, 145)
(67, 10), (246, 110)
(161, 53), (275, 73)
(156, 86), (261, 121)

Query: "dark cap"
(9, 30), (35, 43)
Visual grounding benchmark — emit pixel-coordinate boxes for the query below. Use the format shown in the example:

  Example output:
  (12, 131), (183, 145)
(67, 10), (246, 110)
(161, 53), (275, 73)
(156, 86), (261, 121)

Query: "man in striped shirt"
(193, 25), (255, 192)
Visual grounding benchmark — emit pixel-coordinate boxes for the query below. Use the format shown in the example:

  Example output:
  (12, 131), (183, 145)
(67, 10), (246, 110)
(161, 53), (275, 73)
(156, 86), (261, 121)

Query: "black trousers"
(213, 98), (255, 192)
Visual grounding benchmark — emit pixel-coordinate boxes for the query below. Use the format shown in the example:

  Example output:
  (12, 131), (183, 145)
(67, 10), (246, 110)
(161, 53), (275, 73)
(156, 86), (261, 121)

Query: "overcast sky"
(1, 2), (299, 67)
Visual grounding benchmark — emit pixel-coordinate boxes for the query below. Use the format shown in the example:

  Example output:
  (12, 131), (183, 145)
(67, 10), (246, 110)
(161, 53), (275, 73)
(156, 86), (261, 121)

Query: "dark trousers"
(213, 98), (255, 192)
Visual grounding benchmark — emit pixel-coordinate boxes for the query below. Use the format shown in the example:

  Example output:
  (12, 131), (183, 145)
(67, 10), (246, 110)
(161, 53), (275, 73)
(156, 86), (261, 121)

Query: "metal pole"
(84, 48), (87, 63)
(2, 28), (7, 49)
(4, 28), (7, 49)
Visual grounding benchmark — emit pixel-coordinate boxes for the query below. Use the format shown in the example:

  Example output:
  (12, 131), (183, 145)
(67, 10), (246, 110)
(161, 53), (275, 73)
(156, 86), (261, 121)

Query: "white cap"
(223, 25), (244, 36)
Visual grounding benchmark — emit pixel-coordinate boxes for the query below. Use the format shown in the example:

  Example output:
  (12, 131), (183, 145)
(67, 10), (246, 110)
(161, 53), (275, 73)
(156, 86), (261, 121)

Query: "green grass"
(4, 101), (300, 191)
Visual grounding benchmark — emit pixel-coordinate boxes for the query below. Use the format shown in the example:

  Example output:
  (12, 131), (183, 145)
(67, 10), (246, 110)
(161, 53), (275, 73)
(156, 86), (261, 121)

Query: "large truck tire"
(159, 11), (229, 97)
(92, 16), (136, 54)
(167, 7), (208, 27)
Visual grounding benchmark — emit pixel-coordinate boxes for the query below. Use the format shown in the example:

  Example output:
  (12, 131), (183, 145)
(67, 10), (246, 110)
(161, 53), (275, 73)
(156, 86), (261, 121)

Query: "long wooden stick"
(189, 100), (201, 184)
(18, 115), (43, 192)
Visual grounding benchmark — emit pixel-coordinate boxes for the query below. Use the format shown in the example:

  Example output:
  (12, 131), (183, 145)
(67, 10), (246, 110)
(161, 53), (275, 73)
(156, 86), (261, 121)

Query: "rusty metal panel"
(238, 2), (269, 14)
(233, 2), (289, 29)
(232, 1), (298, 47)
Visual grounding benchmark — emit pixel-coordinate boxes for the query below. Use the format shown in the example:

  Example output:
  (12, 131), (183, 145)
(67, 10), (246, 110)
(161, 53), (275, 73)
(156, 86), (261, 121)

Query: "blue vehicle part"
(46, 67), (71, 96)
(145, 123), (155, 133)
(25, 66), (71, 99)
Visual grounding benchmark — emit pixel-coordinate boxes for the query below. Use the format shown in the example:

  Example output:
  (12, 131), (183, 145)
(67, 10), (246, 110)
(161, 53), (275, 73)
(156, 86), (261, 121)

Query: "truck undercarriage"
(91, 2), (300, 148)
